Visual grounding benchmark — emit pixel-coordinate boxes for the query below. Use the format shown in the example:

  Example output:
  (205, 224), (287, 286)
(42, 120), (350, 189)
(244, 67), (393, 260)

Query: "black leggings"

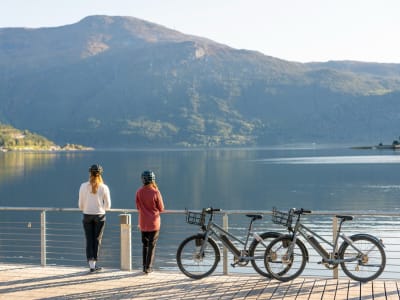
(141, 231), (160, 269)
(83, 214), (106, 261)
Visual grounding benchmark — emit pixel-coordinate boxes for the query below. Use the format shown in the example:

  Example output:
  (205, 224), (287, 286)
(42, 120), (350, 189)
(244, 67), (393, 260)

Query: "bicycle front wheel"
(249, 231), (281, 278)
(264, 235), (308, 282)
(339, 234), (386, 282)
(176, 234), (220, 279)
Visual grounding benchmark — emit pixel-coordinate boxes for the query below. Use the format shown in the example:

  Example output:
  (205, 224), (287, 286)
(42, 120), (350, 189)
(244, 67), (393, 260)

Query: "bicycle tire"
(249, 231), (281, 278)
(176, 234), (220, 279)
(339, 234), (386, 282)
(264, 235), (308, 282)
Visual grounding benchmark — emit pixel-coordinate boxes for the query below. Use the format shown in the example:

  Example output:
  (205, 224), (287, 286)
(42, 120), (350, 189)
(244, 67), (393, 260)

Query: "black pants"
(141, 231), (159, 269)
(83, 214), (106, 261)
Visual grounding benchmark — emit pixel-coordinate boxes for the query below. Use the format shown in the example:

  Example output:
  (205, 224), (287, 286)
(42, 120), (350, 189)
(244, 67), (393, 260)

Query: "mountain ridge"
(1, 15), (400, 147)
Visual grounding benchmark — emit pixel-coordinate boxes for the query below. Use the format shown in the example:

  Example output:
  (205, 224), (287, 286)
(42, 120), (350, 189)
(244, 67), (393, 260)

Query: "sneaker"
(90, 266), (103, 273)
(145, 268), (153, 274)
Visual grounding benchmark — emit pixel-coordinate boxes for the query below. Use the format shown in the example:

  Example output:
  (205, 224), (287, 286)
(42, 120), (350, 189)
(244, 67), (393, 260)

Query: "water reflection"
(0, 152), (57, 185)
(257, 155), (400, 164)
(1, 149), (400, 211)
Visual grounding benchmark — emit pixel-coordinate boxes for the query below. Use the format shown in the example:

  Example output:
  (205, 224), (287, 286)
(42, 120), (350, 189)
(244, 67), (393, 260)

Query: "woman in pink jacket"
(136, 170), (165, 274)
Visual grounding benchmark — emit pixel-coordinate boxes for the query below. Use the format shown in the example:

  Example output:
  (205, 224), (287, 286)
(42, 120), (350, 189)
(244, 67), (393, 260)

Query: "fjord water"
(1, 145), (400, 212)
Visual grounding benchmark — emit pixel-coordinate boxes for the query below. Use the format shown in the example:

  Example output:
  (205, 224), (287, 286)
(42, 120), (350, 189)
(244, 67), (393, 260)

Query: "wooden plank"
(309, 279), (326, 299)
(282, 278), (306, 300)
(321, 279), (338, 299)
(295, 278), (315, 299)
(370, 280), (386, 300)
(258, 280), (281, 299)
(347, 281), (361, 299)
(360, 281), (373, 299)
(383, 281), (400, 300)
(270, 281), (292, 300)
(335, 279), (350, 299)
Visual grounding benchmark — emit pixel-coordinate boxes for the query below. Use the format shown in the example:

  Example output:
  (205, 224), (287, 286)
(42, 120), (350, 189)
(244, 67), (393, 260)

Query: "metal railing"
(0, 207), (399, 279)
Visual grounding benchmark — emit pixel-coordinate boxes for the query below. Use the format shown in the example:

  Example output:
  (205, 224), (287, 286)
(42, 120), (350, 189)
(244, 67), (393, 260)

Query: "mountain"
(1, 15), (400, 147)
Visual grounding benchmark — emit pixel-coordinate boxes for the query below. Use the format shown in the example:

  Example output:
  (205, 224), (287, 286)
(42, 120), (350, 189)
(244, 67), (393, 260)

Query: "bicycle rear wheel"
(249, 231), (281, 278)
(176, 234), (220, 279)
(264, 235), (308, 282)
(339, 234), (386, 282)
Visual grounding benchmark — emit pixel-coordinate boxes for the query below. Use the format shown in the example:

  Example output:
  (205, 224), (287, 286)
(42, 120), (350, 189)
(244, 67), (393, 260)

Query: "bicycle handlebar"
(203, 207), (221, 213)
(293, 208), (312, 214)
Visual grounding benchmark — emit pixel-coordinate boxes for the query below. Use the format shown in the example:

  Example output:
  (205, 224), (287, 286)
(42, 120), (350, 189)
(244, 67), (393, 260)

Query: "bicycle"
(264, 207), (386, 282)
(176, 207), (281, 279)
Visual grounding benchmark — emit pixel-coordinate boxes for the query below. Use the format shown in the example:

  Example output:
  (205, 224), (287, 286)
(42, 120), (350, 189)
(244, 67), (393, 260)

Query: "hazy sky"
(1, 0), (399, 63)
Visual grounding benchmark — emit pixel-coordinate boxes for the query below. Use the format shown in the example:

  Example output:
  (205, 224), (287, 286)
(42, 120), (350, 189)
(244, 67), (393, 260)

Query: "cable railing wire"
(0, 207), (399, 279)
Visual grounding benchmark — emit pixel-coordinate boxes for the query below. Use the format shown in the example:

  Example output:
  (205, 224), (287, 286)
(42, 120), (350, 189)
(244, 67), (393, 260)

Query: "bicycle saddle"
(246, 214), (262, 220)
(336, 215), (353, 221)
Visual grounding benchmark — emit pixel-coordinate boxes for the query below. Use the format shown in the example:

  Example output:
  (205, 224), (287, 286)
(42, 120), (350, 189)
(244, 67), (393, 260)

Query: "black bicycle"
(176, 207), (281, 279)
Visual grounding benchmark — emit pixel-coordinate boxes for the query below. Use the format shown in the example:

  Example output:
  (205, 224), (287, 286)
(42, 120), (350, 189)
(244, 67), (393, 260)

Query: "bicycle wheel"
(249, 231), (281, 278)
(176, 234), (220, 279)
(339, 234), (386, 282)
(264, 235), (308, 282)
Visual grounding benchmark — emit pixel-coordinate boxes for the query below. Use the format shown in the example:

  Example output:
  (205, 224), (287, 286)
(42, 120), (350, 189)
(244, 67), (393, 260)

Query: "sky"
(1, 0), (399, 64)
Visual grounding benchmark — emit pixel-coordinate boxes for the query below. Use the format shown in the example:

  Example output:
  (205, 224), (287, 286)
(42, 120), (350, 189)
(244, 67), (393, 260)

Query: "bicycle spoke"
(264, 236), (307, 282)
(340, 235), (386, 282)
(176, 235), (220, 279)
(249, 232), (280, 278)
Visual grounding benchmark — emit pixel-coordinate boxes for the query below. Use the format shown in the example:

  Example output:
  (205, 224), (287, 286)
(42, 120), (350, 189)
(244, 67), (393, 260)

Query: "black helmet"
(89, 164), (103, 175)
(141, 170), (155, 184)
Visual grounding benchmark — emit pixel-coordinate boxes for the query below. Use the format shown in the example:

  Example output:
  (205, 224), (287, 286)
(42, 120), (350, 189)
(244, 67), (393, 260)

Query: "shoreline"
(0, 146), (94, 152)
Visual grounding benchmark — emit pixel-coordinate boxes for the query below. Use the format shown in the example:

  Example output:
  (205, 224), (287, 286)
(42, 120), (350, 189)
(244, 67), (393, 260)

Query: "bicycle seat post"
(336, 215), (351, 233)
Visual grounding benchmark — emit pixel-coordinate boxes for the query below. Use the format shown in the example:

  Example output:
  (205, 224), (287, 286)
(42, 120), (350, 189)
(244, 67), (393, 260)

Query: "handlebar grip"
(204, 207), (221, 213)
(293, 208), (312, 214)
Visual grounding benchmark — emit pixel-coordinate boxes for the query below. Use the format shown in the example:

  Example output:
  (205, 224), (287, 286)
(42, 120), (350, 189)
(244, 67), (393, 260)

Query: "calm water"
(2, 145), (400, 276)
(1, 145), (400, 212)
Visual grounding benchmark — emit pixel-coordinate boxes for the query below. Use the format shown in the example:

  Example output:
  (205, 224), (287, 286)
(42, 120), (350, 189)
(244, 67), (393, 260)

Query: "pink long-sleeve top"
(135, 185), (165, 231)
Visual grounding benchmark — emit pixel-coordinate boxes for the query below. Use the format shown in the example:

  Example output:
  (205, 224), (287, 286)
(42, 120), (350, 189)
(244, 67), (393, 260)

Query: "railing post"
(41, 210), (46, 267)
(222, 213), (229, 275)
(332, 217), (338, 279)
(119, 214), (132, 271)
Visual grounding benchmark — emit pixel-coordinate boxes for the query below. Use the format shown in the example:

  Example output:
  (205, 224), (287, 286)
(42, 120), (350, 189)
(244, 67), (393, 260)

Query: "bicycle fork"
(268, 235), (297, 264)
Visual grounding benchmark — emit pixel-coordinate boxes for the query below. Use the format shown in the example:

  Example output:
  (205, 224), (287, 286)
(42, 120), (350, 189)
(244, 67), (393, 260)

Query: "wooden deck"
(0, 263), (399, 299)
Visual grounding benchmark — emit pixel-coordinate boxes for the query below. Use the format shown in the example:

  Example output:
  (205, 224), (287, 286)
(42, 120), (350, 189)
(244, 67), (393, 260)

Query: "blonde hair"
(146, 182), (158, 190)
(89, 173), (103, 193)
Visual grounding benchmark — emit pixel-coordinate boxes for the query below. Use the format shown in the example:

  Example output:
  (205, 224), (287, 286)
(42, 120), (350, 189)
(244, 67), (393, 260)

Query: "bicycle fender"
(276, 234), (310, 262)
(249, 231), (281, 249)
(348, 233), (385, 247)
(256, 231), (281, 240)
(193, 233), (222, 256)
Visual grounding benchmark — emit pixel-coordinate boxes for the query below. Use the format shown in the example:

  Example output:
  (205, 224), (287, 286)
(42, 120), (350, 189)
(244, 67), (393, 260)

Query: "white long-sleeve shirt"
(78, 182), (111, 215)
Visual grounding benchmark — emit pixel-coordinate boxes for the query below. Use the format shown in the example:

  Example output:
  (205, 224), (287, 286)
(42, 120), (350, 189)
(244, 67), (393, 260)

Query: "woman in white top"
(79, 164), (111, 273)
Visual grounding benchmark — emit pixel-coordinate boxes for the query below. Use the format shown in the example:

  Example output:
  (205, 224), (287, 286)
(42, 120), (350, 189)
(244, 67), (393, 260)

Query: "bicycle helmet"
(141, 170), (155, 185)
(89, 164), (103, 175)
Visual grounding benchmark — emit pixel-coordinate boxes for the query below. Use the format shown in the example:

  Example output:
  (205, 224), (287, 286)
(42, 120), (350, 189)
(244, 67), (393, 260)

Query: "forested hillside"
(1, 15), (400, 147)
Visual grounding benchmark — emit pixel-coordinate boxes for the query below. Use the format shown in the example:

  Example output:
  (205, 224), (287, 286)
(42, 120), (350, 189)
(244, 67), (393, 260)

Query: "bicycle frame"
(199, 213), (270, 263)
(177, 208), (284, 279)
(267, 207), (386, 282)
(292, 215), (374, 264)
